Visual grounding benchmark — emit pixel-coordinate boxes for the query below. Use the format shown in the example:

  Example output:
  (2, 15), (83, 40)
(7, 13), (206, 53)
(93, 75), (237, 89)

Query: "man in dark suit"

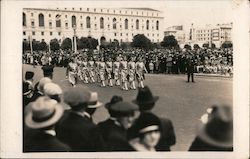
(55, 86), (105, 152)
(98, 100), (139, 151)
(132, 86), (176, 151)
(186, 58), (195, 82)
(24, 96), (70, 152)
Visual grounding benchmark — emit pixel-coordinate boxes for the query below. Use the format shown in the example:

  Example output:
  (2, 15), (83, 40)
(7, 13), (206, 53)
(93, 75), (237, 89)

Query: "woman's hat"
(25, 96), (64, 129)
(87, 92), (103, 108)
(105, 95), (123, 109)
(198, 105), (233, 148)
(132, 86), (159, 110)
(38, 77), (52, 93)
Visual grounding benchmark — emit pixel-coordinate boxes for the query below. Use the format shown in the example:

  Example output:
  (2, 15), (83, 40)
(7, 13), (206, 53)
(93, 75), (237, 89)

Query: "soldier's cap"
(44, 82), (63, 96)
(64, 86), (91, 110)
(109, 101), (139, 117)
(25, 71), (34, 80)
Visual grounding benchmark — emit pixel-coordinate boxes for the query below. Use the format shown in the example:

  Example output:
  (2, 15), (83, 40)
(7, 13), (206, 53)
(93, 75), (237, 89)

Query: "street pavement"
(23, 64), (233, 151)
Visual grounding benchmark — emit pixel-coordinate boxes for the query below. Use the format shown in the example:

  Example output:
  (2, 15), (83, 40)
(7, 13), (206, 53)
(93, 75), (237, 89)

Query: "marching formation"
(66, 54), (147, 90)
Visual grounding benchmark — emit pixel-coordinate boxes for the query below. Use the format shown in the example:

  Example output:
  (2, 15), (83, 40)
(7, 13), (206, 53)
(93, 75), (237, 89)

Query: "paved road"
(23, 64), (233, 151)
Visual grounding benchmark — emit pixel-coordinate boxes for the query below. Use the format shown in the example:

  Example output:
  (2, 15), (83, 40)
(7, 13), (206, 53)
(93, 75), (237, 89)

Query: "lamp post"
(73, 25), (77, 53)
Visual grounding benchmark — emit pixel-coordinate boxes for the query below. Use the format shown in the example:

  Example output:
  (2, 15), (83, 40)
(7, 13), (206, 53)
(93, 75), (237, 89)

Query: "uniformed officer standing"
(186, 59), (195, 83)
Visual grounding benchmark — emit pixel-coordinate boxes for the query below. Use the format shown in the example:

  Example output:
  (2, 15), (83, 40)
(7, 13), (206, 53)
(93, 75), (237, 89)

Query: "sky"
(158, 0), (233, 30)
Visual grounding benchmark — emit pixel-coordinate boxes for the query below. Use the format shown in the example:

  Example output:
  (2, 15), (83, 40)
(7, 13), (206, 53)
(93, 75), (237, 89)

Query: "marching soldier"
(87, 57), (96, 83)
(99, 57), (106, 87)
(128, 57), (136, 90)
(120, 56), (128, 90)
(67, 58), (78, 87)
(113, 57), (121, 86)
(135, 57), (148, 88)
(106, 57), (113, 87)
(81, 57), (89, 84)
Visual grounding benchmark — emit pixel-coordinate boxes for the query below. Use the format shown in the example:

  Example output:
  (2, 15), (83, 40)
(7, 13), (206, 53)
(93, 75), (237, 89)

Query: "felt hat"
(109, 101), (139, 117)
(87, 92), (103, 108)
(25, 71), (34, 80)
(105, 95), (123, 109)
(63, 86), (91, 110)
(37, 77), (52, 93)
(198, 105), (233, 148)
(25, 96), (64, 129)
(132, 86), (159, 110)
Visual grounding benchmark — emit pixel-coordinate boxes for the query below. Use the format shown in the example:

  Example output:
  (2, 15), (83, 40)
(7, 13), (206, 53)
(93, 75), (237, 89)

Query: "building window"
(87, 8), (89, 11)
(23, 31), (26, 35)
(94, 8), (96, 12)
(49, 14), (51, 17)
(81, 23), (83, 28)
(80, 8), (82, 11)
(42, 39), (45, 42)
(108, 24), (110, 29)
(113, 18), (117, 29)
(65, 15), (67, 18)
(31, 21), (35, 27)
(58, 32), (61, 36)
(101, 9), (103, 12)
(56, 14), (61, 27)
(23, 13), (26, 26)
(100, 17), (104, 29)
(72, 8), (74, 10)
(32, 31), (35, 35)
(114, 33), (117, 36)
(152, 33), (154, 37)
(136, 19), (139, 30)
(31, 13), (33, 16)
(120, 33), (122, 36)
(113, 10), (115, 13)
(49, 22), (52, 27)
(65, 22), (68, 28)
(146, 20), (149, 30)
(107, 9), (109, 13)
(38, 13), (45, 27)
(50, 32), (53, 36)
(126, 33), (128, 36)
(125, 19), (128, 29)
(156, 21), (159, 30)
(86, 16), (91, 28)
(71, 15), (76, 27)
(80, 16), (82, 19)
(24, 39), (27, 41)
(41, 31), (44, 35)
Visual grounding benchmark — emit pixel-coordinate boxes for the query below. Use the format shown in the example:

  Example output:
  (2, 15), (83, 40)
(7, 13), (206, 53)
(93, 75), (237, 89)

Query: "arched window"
(100, 17), (104, 29)
(86, 16), (91, 28)
(146, 20), (149, 30)
(125, 19), (128, 30)
(38, 13), (44, 27)
(156, 21), (159, 30)
(113, 18), (116, 29)
(55, 14), (61, 27)
(136, 19), (139, 30)
(71, 15), (76, 27)
(23, 13), (26, 26)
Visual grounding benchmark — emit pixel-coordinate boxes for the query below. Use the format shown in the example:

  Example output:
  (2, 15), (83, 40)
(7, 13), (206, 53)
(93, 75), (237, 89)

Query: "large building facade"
(23, 8), (164, 45)
(189, 23), (232, 48)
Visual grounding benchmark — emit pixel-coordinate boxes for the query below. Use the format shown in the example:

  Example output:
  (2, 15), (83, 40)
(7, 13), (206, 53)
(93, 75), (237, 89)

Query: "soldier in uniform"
(99, 57), (106, 87)
(81, 57), (89, 84)
(186, 58), (195, 83)
(120, 56), (128, 91)
(113, 57), (121, 86)
(135, 57), (148, 88)
(106, 57), (113, 87)
(87, 57), (96, 83)
(128, 57), (136, 90)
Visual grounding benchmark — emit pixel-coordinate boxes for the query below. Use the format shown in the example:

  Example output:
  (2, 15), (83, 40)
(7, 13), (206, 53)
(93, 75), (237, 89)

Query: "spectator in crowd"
(127, 112), (162, 151)
(24, 96), (70, 152)
(98, 100), (139, 151)
(133, 86), (176, 151)
(55, 86), (105, 152)
(23, 71), (34, 107)
(31, 77), (52, 102)
(43, 82), (63, 103)
(189, 104), (233, 151)
(85, 91), (103, 121)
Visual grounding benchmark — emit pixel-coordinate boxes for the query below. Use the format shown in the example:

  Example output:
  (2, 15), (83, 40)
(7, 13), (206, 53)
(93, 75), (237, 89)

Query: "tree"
(88, 37), (99, 49)
(77, 37), (89, 49)
(221, 41), (233, 48)
(202, 43), (209, 48)
(131, 34), (152, 50)
(23, 40), (30, 52)
(184, 44), (191, 50)
(161, 35), (178, 48)
(32, 40), (41, 51)
(193, 44), (200, 49)
(61, 38), (72, 50)
(39, 41), (48, 51)
(50, 38), (60, 51)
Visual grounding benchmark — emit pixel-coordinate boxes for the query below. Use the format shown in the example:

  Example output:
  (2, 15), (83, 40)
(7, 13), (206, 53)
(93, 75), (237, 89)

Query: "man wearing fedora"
(189, 105), (233, 151)
(132, 86), (176, 151)
(85, 91), (103, 122)
(98, 100), (139, 151)
(24, 96), (71, 152)
(55, 86), (105, 152)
